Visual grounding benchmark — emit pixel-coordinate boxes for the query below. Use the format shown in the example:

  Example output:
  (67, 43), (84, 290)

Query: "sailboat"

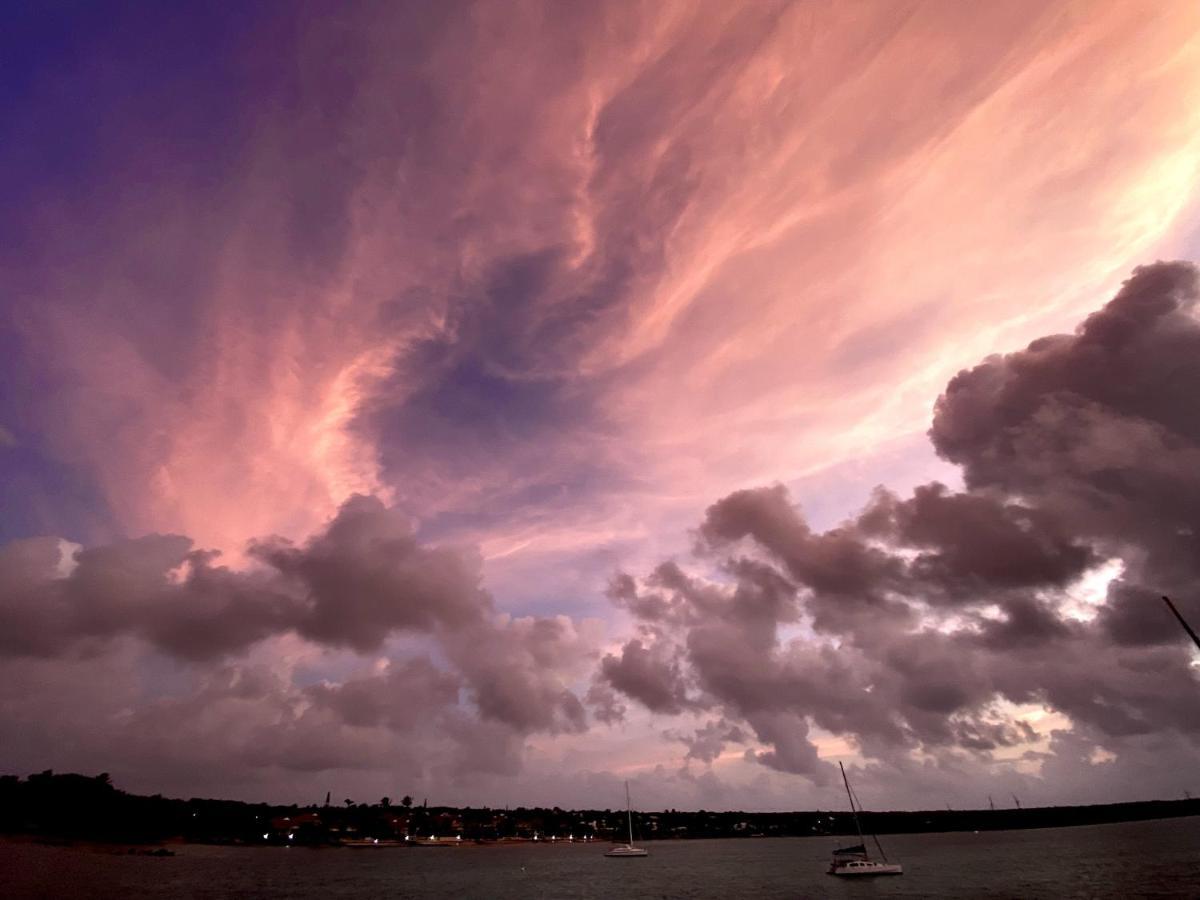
(604, 781), (648, 857)
(827, 762), (902, 876)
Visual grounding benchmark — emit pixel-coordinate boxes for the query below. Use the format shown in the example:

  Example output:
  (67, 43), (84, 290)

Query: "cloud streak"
(6, 1), (1200, 564)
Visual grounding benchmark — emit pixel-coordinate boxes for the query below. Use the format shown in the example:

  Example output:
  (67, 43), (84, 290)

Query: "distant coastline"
(2, 771), (1197, 848)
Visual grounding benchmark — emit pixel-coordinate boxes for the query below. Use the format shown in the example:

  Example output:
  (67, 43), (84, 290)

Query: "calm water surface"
(3, 817), (1198, 899)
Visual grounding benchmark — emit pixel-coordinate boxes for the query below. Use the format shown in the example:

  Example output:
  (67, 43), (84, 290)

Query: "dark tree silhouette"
(1, 769), (1195, 846)
(402, 795), (413, 809)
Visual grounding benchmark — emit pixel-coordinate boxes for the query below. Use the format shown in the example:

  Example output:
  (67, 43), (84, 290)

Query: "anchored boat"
(827, 762), (902, 877)
(604, 781), (648, 858)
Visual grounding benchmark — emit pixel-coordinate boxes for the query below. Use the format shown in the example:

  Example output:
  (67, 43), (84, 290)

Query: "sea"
(2, 816), (1198, 899)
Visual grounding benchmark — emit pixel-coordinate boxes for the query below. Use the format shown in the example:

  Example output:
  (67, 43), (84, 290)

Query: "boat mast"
(625, 780), (634, 846)
(839, 762), (867, 857)
(1162, 596), (1200, 651)
(849, 780), (889, 862)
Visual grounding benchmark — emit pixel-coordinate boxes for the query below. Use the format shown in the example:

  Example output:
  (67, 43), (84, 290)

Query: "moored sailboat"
(827, 762), (902, 877)
(604, 781), (648, 857)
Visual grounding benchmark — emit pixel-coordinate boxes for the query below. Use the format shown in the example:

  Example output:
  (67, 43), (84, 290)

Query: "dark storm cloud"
(582, 676), (630, 726)
(697, 485), (912, 634)
(0, 495), (594, 743)
(443, 613), (592, 735)
(930, 261), (1200, 611)
(0, 534), (297, 661)
(671, 718), (747, 764)
(600, 638), (693, 715)
(1094, 581), (1186, 647)
(862, 483), (1097, 601)
(306, 657), (462, 730)
(251, 494), (490, 651)
(743, 711), (830, 780)
(971, 595), (1075, 650)
(599, 262), (1200, 780)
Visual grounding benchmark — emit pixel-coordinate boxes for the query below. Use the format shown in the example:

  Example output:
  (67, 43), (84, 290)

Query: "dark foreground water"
(3, 817), (1198, 899)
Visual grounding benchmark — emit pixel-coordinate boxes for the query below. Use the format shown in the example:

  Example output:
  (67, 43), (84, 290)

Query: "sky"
(2, 0), (1200, 812)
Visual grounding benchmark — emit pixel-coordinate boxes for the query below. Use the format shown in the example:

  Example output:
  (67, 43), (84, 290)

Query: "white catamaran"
(827, 762), (902, 877)
(604, 781), (648, 857)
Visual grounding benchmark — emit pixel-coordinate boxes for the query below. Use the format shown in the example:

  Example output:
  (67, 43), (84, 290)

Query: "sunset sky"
(3, 1), (1200, 812)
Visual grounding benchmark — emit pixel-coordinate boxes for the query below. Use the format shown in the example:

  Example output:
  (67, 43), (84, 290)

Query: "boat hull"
(829, 862), (903, 876)
(604, 846), (648, 857)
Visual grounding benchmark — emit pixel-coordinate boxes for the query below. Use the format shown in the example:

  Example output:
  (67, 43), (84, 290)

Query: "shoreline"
(6, 773), (1197, 849)
(5, 810), (1200, 852)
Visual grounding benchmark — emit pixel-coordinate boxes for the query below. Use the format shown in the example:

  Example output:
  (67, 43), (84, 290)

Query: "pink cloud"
(5, 3), (1200, 807)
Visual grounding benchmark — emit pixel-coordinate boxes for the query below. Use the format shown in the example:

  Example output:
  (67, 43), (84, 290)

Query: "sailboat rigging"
(827, 762), (902, 877)
(604, 781), (648, 858)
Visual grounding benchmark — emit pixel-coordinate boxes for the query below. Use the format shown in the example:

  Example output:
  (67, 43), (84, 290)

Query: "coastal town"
(3, 771), (1197, 850)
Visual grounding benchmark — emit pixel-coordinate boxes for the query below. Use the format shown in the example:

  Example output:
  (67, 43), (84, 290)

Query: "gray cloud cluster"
(597, 262), (1200, 780)
(0, 495), (594, 747)
(931, 261), (1200, 634)
(4, 262), (1200, 803)
(0, 534), (296, 661)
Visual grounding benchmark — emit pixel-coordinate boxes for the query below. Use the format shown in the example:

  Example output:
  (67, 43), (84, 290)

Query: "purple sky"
(3, 1), (1200, 811)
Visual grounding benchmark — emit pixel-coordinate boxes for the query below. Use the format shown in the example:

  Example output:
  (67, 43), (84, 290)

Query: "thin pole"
(849, 787), (888, 864)
(625, 781), (633, 847)
(839, 762), (866, 854)
(871, 832), (889, 863)
(1162, 597), (1200, 652)
(852, 783), (889, 863)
